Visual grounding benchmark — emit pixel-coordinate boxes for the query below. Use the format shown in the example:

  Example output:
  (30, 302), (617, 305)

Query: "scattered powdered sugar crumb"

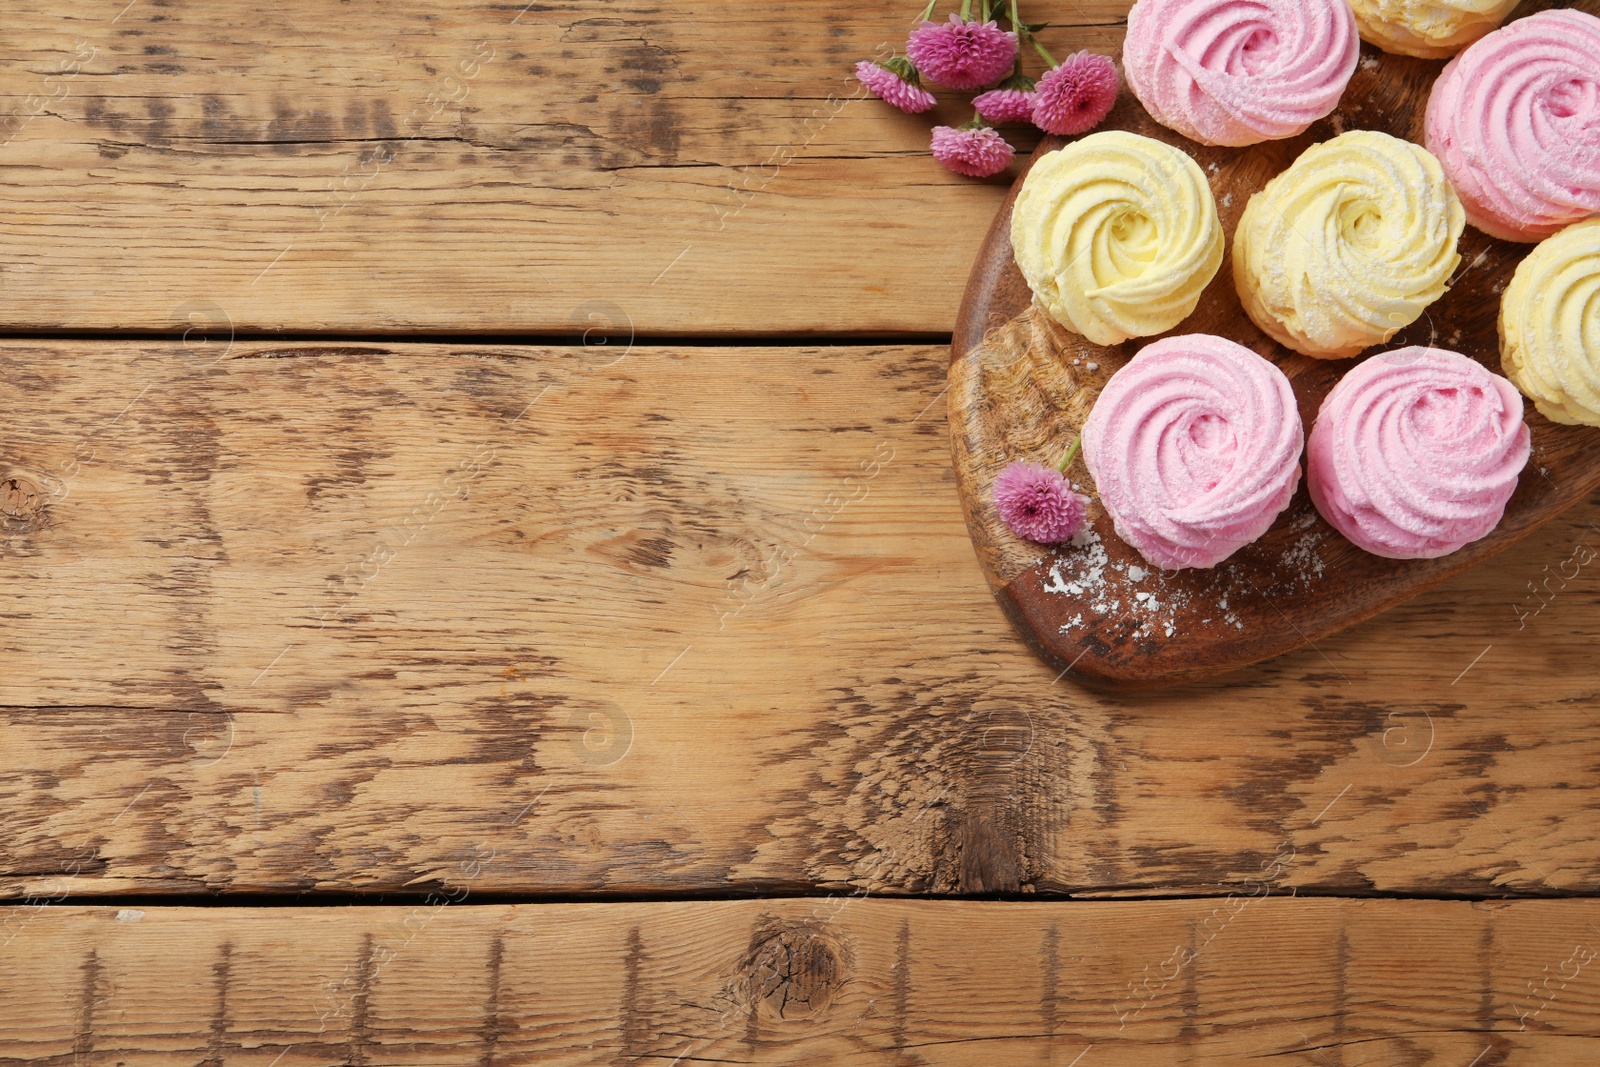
(1043, 527), (1292, 640)
(1049, 528), (1199, 638)
(1276, 532), (1326, 590)
(1221, 192), (1233, 208)
(1360, 54), (1379, 70)
(1214, 577), (1246, 631)
(1043, 528), (1109, 600)
(1038, 506), (1344, 641)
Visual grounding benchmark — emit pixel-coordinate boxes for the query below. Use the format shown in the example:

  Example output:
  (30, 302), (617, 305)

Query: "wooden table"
(2, 1), (1597, 1062)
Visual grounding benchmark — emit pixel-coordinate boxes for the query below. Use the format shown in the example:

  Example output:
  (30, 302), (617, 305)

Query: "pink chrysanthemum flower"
(1032, 51), (1118, 135)
(855, 57), (937, 114)
(973, 86), (1037, 124)
(907, 15), (1019, 90)
(993, 461), (1088, 543)
(931, 123), (1015, 178)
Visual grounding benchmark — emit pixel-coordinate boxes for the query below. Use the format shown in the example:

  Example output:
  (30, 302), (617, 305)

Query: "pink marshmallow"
(1424, 9), (1600, 242)
(1123, 0), (1359, 147)
(1307, 347), (1530, 559)
(1083, 334), (1303, 570)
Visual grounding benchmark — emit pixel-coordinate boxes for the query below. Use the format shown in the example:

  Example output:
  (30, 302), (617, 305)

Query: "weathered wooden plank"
(0, 0), (1126, 335)
(3, 340), (1600, 898)
(1, 898), (1598, 1064)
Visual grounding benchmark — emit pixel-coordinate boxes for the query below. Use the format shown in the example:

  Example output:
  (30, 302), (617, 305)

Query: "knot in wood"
(738, 918), (845, 1021)
(1, 474), (47, 529)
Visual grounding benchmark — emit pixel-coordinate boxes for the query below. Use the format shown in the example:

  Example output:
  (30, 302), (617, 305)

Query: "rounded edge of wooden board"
(947, 32), (1600, 690)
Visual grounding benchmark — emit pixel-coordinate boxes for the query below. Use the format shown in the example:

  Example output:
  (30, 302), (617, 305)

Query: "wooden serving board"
(950, 14), (1600, 690)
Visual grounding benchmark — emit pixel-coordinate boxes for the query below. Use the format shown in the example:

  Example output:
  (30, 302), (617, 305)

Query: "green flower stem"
(1009, 0), (1056, 67)
(916, 0), (938, 22)
(1057, 436), (1082, 473)
(960, 0), (972, 20)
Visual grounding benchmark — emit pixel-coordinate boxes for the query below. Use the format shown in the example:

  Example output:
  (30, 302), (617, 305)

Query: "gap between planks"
(0, 330), (957, 348)
(15, 886), (1600, 908)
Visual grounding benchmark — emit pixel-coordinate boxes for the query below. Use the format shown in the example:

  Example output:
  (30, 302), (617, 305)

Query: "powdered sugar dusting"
(1048, 528), (1204, 639)
(1275, 530), (1327, 591)
(1042, 527), (1109, 598)
(1043, 508), (1334, 640)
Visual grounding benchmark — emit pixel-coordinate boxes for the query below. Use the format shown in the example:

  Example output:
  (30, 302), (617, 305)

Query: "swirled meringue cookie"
(1123, 0), (1359, 147)
(1233, 130), (1463, 359)
(1307, 347), (1529, 559)
(1082, 334), (1303, 570)
(1011, 131), (1222, 345)
(1499, 218), (1600, 425)
(1348, 0), (1517, 59)
(1424, 9), (1600, 242)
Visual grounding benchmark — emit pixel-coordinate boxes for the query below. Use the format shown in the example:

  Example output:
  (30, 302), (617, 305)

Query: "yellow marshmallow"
(1500, 218), (1600, 426)
(1234, 130), (1463, 359)
(1011, 131), (1222, 346)
(1347, 0), (1518, 58)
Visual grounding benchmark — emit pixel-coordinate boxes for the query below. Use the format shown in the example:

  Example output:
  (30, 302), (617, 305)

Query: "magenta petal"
(1033, 52), (1119, 135)
(993, 461), (1089, 542)
(855, 59), (937, 114)
(907, 16), (1019, 90)
(930, 125), (1016, 177)
(973, 88), (1038, 123)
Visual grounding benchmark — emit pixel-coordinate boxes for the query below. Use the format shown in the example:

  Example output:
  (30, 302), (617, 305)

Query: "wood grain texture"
(0, 0), (1125, 336)
(949, 4), (1600, 688)
(4, 899), (1600, 1064)
(5, 339), (1600, 900)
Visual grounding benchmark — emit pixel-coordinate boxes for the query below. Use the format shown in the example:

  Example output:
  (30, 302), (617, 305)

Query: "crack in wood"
(200, 941), (233, 1067)
(480, 930), (506, 1067)
(891, 918), (910, 1052)
(73, 949), (99, 1065)
(1039, 922), (1060, 1040)
(347, 933), (376, 1067)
